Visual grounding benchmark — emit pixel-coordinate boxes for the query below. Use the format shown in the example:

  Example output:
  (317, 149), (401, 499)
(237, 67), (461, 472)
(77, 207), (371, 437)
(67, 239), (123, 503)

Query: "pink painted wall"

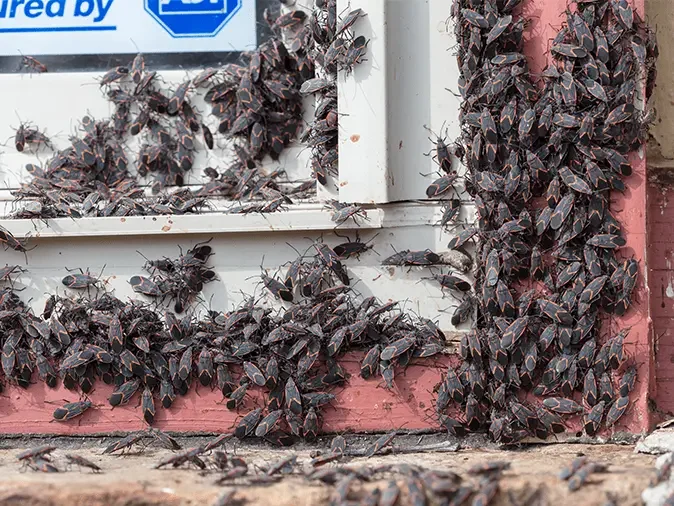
(2, 354), (456, 434)
(609, 0), (653, 433)
(523, 0), (652, 434)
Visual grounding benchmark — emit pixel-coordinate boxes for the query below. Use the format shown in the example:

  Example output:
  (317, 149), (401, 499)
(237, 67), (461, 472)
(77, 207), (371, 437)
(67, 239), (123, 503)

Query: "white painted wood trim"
(0, 201), (475, 239)
(337, 0), (390, 204)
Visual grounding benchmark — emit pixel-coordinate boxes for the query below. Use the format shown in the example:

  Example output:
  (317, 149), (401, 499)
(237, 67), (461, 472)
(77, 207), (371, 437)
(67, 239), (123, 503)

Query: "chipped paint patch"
(666, 255), (674, 299)
(661, 190), (670, 216)
(666, 260), (674, 299)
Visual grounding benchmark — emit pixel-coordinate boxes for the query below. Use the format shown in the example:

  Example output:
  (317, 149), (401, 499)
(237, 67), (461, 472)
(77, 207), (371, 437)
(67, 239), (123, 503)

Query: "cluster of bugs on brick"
(429, 0), (658, 443)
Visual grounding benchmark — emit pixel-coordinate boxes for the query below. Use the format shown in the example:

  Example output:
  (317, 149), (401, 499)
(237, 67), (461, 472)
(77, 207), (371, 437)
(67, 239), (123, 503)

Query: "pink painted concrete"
(608, 148), (652, 433)
(5, 351), (634, 436)
(0, 354), (457, 435)
(523, 0), (652, 433)
(522, 0), (565, 75)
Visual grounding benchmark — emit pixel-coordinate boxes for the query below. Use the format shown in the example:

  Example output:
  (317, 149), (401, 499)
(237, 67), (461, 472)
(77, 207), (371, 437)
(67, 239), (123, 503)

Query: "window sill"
(0, 201), (473, 239)
(0, 204), (384, 239)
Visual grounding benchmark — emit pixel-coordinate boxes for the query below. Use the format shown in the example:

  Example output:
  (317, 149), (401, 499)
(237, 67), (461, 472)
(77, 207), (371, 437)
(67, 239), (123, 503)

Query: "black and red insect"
(21, 55), (47, 73)
(53, 400), (92, 421)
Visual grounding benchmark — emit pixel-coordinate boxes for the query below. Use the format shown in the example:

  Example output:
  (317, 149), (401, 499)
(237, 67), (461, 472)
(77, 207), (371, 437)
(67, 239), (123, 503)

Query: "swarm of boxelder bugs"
(304, 455), (510, 505)
(11, 19), (316, 220)
(129, 239), (217, 314)
(0, 242), (459, 439)
(8, 2), (369, 220)
(203, 37), (307, 163)
(0, 0), (656, 448)
(294, 2), (368, 186)
(431, 0), (658, 444)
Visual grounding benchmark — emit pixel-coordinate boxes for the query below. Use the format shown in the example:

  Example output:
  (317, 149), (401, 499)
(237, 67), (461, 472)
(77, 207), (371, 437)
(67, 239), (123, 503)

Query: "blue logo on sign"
(145, 0), (241, 38)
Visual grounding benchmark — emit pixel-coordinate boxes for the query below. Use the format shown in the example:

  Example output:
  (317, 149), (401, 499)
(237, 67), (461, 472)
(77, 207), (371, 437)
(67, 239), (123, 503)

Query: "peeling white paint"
(665, 257), (674, 299)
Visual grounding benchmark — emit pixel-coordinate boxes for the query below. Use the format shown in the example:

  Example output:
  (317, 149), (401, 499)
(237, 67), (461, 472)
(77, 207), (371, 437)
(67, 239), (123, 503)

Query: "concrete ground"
(0, 434), (658, 506)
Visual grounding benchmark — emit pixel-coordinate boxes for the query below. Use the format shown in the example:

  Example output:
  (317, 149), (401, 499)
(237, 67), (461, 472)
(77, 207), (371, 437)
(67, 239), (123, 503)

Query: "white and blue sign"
(146, 0), (242, 38)
(0, 0), (256, 56)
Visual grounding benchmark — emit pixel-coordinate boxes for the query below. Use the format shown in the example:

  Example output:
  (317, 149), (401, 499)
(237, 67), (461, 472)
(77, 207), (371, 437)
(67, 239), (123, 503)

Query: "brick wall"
(646, 0), (674, 424)
(649, 183), (674, 419)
